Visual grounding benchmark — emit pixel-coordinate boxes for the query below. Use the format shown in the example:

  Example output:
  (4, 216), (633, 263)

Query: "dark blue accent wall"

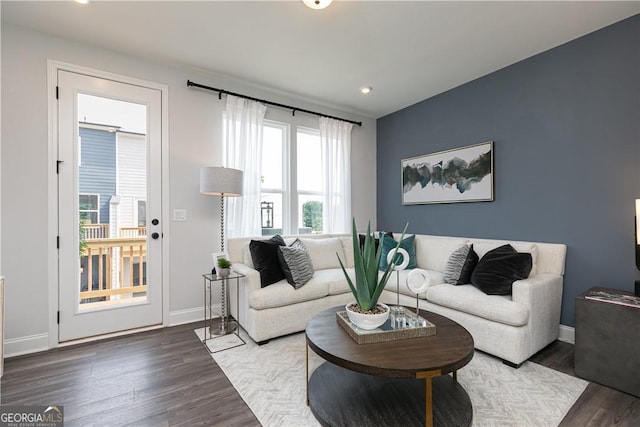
(377, 15), (640, 327)
(79, 127), (116, 224)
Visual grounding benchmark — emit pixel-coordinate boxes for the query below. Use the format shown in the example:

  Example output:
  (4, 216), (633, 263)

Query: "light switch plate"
(173, 209), (187, 221)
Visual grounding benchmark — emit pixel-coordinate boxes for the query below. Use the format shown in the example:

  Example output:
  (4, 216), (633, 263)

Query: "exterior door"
(57, 70), (163, 341)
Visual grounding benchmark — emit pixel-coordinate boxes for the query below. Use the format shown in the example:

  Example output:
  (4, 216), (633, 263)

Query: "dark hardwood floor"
(0, 322), (259, 426)
(530, 340), (640, 427)
(1, 323), (638, 426)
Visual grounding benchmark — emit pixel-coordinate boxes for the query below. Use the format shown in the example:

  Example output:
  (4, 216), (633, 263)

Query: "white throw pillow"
(415, 236), (468, 272)
(299, 237), (346, 271)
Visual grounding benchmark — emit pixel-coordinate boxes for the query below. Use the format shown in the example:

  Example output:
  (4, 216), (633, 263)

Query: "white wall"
(0, 24), (376, 355)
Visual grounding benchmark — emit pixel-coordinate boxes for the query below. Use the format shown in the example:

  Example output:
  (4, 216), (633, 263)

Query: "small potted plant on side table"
(217, 257), (232, 278)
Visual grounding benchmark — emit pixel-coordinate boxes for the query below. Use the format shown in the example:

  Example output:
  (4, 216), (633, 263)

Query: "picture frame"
(402, 141), (494, 205)
(212, 252), (229, 267)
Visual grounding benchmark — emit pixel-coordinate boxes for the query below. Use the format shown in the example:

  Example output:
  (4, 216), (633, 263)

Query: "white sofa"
(227, 233), (566, 366)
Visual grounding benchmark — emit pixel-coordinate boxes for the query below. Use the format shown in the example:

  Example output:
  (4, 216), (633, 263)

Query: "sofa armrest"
(512, 274), (563, 354)
(232, 263), (261, 293)
(229, 263), (261, 324)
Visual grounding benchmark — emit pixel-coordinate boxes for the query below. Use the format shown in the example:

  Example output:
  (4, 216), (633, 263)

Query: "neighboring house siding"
(117, 132), (147, 229)
(79, 127), (116, 224)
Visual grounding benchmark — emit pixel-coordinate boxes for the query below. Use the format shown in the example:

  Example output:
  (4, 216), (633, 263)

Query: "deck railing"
(83, 223), (110, 240)
(80, 237), (147, 302)
(120, 227), (147, 238)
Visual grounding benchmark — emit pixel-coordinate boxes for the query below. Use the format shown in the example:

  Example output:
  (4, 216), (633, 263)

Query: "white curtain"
(224, 95), (267, 238)
(320, 117), (353, 233)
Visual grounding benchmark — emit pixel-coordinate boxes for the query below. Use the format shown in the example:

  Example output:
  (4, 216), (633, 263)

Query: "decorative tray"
(336, 309), (436, 344)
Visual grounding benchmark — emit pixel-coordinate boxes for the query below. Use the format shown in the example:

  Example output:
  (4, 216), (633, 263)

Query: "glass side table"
(203, 272), (245, 352)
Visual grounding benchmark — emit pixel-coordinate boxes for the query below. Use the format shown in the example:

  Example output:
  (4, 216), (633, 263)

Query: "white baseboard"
(4, 315), (575, 357)
(4, 333), (50, 358)
(558, 324), (575, 344)
(169, 304), (221, 326)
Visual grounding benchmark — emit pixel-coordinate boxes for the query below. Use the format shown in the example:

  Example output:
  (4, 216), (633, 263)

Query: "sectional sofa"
(227, 233), (566, 366)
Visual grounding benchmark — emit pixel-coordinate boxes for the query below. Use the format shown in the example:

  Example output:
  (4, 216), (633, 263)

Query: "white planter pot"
(345, 303), (390, 330)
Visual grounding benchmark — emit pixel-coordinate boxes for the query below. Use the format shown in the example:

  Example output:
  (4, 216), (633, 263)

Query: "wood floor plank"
(1, 321), (638, 426)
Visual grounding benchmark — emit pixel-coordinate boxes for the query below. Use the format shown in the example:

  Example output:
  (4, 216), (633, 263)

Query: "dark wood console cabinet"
(574, 287), (640, 397)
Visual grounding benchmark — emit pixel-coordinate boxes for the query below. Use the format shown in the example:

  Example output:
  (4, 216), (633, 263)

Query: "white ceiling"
(2, 1), (638, 118)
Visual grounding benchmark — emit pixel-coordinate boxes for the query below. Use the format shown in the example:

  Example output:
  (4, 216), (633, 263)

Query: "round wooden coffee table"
(305, 306), (474, 427)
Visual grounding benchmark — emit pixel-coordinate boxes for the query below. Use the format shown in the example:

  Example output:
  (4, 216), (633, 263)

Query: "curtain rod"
(186, 80), (362, 127)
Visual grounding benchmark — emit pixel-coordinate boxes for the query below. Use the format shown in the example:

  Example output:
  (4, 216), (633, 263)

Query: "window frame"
(261, 120), (290, 233)
(260, 120), (326, 235)
(79, 193), (100, 224)
(296, 126), (323, 234)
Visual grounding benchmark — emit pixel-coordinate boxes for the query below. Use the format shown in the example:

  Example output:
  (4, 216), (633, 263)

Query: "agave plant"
(338, 218), (407, 312)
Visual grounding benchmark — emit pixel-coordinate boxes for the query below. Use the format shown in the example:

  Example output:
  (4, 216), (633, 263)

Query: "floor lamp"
(200, 166), (243, 335)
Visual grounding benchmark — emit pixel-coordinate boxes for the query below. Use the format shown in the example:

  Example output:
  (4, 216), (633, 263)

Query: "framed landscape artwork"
(402, 141), (494, 205)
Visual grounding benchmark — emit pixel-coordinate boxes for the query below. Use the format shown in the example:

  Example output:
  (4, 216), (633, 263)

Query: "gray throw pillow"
(444, 244), (479, 285)
(277, 239), (315, 289)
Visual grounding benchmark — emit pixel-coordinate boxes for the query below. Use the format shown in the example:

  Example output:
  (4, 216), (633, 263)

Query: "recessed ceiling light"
(75, 0), (90, 4)
(302, 0), (333, 10)
(360, 86), (373, 95)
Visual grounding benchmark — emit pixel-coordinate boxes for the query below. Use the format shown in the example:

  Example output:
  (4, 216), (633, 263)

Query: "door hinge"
(56, 86), (59, 100)
(57, 236), (60, 249)
(57, 311), (60, 324)
(56, 160), (64, 174)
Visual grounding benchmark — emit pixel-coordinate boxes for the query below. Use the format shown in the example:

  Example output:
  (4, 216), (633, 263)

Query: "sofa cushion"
(473, 241), (538, 277)
(249, 277), (329, 310)
(277, 239), (314, 289)
(443, 244), (479, 285)
(471, 245), (533, 295)
(249, 235), (286, 287)
(427, 284), (530, 326)
(383, 269), (445, 299)
(415, 236), (468, 272)
(379, 234), (417, 270)
(317, 268), (354, 295)
(300, 237), (346, 270)
(340, 237), (355, 269)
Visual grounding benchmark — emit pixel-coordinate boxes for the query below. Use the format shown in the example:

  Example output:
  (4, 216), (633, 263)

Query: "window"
(137, 200), (147, 227)
(260, 122), (288, 235)
(297, 128), (323, 234)
(260, 122), (324, 235)
(79, 194), (99, 223)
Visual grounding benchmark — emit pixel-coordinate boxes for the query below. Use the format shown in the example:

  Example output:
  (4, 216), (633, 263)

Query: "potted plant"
(338, 218), (407, 330)
(217, 257), (232, 278)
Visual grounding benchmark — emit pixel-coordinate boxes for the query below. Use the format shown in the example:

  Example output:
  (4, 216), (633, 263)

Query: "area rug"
(197, 330), (587, 427)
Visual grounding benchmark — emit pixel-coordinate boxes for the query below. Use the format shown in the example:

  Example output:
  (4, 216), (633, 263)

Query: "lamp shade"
(200, 167), (243, 197)
(303, 0), (332, 10)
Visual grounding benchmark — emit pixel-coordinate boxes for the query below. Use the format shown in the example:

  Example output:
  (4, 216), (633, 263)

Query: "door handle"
(151, 232), (160, 239)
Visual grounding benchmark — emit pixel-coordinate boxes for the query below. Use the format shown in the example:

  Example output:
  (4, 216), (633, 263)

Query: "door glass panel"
(77, 94), (148, 308)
